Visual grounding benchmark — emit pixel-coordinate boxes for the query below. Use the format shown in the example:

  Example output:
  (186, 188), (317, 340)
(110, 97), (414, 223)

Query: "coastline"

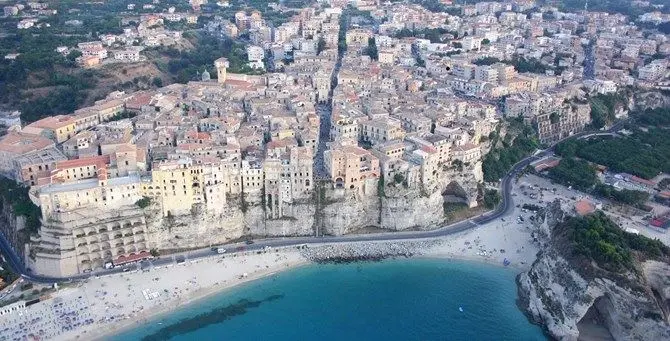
(94, 251), (531, 341)
(1, 208), (541, 341)
(88, 258), (310, 341)
(93, 223), (539, 341)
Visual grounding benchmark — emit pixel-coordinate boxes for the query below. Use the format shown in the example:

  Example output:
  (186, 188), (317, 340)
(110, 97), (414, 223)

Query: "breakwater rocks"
(299, 240), (442, 264)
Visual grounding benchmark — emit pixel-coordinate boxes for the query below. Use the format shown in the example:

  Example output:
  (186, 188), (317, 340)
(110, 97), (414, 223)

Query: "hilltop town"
(0, 0), (669, 280)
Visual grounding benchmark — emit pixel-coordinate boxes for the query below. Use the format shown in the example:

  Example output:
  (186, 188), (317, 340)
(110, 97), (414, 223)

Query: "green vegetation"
(548, 158), (598, 191)
(157, 32), (263, 84)
(471, 56), (549, 73)
(364, 37), (378, 61)
(135, 196), (152, 209)
(337, 9), (348, 55)
(0, 177), (41, 233)
(509, 56), (548, 74)
(317, 37), (327, 55)
(634, 107), (670, 126)
(555, 0), (667, 17)
(594, 184), (649, 207)
(443, 202), (468, 217)
(0, 30), (101, 123)
(589, 92), (628, 129)
(393, 27), (455, 43)
(393, 173), (405, 185)
(555, 127), (670, 180)
(546, 156), (650, 206)
(482, 121), (539, 182)
(410, 0), (462, 15)
(564, 212), (669, 273)
(415, 55), (426, 67)
(107, 110), (137, 122)
(482, 189), (501, 209)
(150, 248), (160, 257)
(472, 57), (501, 66)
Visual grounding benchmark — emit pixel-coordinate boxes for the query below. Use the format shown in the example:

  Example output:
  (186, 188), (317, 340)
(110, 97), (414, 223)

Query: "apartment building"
(30, 207), (150, 277)
(0, 132), (55, 179)
(324, 144), (380, 190)
(26, 115), (77, 143)
(359, 117), (406, 146)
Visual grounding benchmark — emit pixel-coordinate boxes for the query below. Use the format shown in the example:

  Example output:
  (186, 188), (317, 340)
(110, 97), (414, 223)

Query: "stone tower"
(214, 57), (229, 84)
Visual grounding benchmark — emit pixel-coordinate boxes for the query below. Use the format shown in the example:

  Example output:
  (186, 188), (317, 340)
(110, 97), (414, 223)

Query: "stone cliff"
(144, 162), (483, 249)
(517, 202), (670, 341)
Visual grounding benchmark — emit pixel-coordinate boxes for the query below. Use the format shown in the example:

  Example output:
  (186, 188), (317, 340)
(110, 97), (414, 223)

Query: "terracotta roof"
(575, 199), (595, 216)
(630, 175), (655, 187)
(0, 132), (54, 154)
(55, 155), (110, 169)
(115, 251), (151, 265)
(27, 115), (76, 130)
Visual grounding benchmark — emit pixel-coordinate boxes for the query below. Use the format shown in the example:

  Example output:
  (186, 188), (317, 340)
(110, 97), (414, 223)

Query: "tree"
(452, 42), (462, 49)
(317, 37), (327, 55)
(483, 189), (501, 209)
(548, 158), (598, 191)
(472, 57), (500, 66)
(66, 50), (82, 62)
(482, 38), (490, 45)
(152, 77), (163, 88)
(135, 196), (151, 208)
(365, 37), (378, 61)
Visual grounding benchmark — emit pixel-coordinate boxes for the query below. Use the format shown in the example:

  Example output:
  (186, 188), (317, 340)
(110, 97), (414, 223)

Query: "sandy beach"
(0, 194), (541, 341)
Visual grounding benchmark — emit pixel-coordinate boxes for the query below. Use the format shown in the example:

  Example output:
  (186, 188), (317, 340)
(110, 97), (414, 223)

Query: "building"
(359, 118), (405, 146)
(451, 143), (481, 163)
(535, 104), (591, 144)
(114, 49), (141, 62)
(26, 115), (77, 143)
(345, 29), (373, 47)
(30, 207), (150, 277)
(14, 147), (67, 185)
(0, 132), (55, 178)
(215, 57), (229, 84)
(324, 144), (380, 190)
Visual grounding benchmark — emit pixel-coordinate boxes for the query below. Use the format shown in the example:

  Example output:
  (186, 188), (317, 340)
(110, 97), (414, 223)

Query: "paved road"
(0, 122), (626, 284)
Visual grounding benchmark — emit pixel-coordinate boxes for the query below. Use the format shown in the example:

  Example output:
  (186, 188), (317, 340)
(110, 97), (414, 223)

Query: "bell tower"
(214, 57), (229, 84)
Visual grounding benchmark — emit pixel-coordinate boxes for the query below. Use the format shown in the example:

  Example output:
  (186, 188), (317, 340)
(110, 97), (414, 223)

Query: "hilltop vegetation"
(555, 127), (670, 180)
(559, 212), (670, 273)
(547, 158), (597, 191)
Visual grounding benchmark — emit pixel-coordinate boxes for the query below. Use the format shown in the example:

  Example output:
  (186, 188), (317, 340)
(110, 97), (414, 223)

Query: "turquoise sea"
(110, 259), (547, 341)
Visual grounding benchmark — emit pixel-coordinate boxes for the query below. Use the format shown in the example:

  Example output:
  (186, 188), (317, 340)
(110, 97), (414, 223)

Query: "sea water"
(111, 259), (547, 341)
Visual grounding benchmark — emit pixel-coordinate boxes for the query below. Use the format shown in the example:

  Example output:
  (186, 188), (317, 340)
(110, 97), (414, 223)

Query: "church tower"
(214, 57), (229, 84)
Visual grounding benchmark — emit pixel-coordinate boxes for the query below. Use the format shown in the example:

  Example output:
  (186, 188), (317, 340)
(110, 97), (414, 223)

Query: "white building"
(114, 49), (141, 62)
(246, 45), (265, 62)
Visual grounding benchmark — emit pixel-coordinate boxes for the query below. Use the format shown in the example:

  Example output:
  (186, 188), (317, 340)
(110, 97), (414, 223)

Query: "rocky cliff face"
(517, 203), (670, 341)
(0, 197), (28, 260)
(143, 163), (483, 249)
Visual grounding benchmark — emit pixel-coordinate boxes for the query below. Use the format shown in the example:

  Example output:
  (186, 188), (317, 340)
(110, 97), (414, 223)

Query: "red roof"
(631, 175), (655, 187)
(650, 219), (666, 228)
(575, 200), (595, 216)
(115, 250), (151, 265)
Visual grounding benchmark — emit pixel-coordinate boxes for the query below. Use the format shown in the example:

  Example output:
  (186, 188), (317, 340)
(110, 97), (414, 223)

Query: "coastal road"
(0, 123), (625, 284)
